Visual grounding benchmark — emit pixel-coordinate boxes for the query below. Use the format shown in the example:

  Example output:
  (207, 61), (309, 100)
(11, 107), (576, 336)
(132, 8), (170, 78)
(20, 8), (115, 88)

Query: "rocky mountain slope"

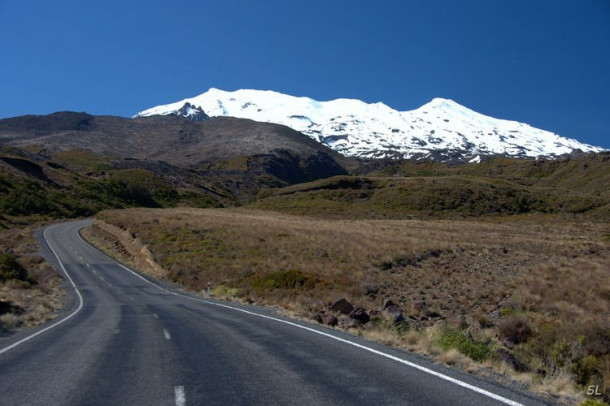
(136, 88), (604, 162)
(0, 112), (348, 205)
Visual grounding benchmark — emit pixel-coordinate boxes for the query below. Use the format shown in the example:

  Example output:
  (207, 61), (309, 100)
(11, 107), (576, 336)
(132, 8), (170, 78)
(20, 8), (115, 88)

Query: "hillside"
(0, 112), (348, 215)
(251, 153), (610, 219)
(85, 207), (610, 404)
(0, 112), (344, 166)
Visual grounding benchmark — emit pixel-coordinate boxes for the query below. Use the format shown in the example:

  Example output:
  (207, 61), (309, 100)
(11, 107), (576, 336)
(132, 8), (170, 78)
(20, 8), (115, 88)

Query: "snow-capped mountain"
(173, 102), (209, 121)
(135, 88), (604, 162)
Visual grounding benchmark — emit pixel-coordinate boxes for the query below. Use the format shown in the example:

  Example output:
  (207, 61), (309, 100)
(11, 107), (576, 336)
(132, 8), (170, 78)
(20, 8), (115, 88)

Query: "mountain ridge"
(136, 88), (605, 162)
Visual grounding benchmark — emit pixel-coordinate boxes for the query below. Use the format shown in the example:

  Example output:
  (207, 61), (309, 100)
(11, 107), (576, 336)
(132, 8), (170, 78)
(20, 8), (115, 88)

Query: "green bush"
(0, 253), (34, 286)
(579, 399), (608, 406)
(572, 355), (598, 386)
(437, 327), (493, 362)
(210, 284), (241, 298)
(252, 270), (311, 290)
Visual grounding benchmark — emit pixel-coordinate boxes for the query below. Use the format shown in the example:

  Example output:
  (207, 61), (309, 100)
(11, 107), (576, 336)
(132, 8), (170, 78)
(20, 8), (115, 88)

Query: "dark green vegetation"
(253, 153), (610, 219)
(0, 112), (349, 225)
(436, 327), (493, 362)
(0, 149), (225, 224)
(0, 253), (34, 286)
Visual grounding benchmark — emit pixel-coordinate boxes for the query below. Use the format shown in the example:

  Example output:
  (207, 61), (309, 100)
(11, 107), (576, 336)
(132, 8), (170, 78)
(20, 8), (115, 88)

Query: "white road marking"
(174, 386), (186, 406)
(112, 260), (525, 405)
(163, 329), (171, 340)
(153, 313), (159, 319)
(76, 227), (525, 406)
(0, 225), (85, 356)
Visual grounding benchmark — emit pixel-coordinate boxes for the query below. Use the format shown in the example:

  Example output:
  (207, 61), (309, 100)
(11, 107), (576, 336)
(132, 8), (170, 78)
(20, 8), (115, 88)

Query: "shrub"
(579, 399), (608, 406)
(550, 341), (572, 369)
(496, 316), (532, 345)
(210, 285), (241, 298)
(437, 327), (493, 362)
(572, 355), (598, 386)
(0, 253), (34, 285)
(252, 270), (312, 290)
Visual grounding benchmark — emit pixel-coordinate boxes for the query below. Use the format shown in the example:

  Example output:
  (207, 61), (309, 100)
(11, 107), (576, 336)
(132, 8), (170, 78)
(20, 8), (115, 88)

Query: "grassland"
(0, 225), (64, 334)
(2, 145), (609, 404)
(87, 207), (609, 405)
(252, 153), (610, 220)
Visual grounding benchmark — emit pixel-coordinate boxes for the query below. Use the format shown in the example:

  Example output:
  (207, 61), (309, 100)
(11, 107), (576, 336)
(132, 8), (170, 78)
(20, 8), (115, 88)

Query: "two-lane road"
(0, 220), (551, 405)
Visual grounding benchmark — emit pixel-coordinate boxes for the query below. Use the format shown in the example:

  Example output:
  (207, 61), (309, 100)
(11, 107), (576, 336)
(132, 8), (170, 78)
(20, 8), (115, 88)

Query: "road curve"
(0, 220), (552, 406)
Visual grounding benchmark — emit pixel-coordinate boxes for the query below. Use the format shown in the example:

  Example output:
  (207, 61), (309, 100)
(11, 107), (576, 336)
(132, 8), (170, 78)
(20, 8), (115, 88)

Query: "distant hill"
(251, 153), (610, 219)
(1, 111), (608, 226)
(0, 112), (345, 166)
(0, 112), (348, 207)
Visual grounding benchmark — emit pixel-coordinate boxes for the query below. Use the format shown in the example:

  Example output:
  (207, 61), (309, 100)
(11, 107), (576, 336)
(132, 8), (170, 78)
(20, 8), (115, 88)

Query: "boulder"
(382, 305), (405, 325)
(382, 299), (397, 310)
(311, 312), (323, 324)
(338, 315), (362, 329)
(427, 311), (443, 319)
(349, 307), (370, 324)
(322, 314), (338, 327)
(329, 298), (354, 315)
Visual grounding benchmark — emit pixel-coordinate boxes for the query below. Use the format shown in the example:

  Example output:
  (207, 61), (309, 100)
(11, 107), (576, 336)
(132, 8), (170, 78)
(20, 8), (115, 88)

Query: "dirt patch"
(80, 220), (166, 279)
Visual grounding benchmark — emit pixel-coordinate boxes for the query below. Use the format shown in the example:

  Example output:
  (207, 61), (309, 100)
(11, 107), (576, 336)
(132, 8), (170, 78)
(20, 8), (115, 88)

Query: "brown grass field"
(0, 225), (64, 333)
(85, 207), (610, 405)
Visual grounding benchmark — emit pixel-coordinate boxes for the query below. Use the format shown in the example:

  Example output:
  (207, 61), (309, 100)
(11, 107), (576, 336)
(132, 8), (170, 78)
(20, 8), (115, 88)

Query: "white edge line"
(0, 225), (84, 356)
(93, 238), (525, 406)
(174, 385), (186, 406)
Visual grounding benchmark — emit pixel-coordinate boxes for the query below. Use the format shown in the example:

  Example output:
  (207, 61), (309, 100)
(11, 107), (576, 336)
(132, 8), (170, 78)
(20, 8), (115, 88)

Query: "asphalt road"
(0, 220), (553, 406)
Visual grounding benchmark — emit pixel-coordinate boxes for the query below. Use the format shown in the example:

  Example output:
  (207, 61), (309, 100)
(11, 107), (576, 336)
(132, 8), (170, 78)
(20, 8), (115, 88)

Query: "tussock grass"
(90, 207), (609, 404)
(0, 226), (64, 333)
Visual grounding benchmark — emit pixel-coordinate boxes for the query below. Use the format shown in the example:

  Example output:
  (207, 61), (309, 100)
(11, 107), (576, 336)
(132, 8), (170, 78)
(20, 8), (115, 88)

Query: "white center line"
(76, 229), (525, 406)
(174, 386), (186, 406)
(163, 329), (171, 340)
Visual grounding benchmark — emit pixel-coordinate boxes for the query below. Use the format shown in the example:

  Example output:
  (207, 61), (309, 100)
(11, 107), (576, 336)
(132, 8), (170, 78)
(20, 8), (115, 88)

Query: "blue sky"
(1, 0), (609, 148)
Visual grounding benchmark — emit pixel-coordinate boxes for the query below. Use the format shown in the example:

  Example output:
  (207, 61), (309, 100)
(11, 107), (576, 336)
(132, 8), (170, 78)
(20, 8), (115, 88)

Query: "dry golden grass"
(88, 207), (609, 404)
(0, 225), (64, 333)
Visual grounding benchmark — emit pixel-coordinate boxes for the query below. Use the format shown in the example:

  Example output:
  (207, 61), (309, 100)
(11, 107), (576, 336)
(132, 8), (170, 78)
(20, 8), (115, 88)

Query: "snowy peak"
(135, 89), (605, 162)
(174, 102), (210, 121)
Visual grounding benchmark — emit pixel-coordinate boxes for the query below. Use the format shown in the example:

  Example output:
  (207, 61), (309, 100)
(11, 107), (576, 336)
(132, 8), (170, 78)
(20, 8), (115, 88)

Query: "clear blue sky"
(1, 0), (609, 148)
